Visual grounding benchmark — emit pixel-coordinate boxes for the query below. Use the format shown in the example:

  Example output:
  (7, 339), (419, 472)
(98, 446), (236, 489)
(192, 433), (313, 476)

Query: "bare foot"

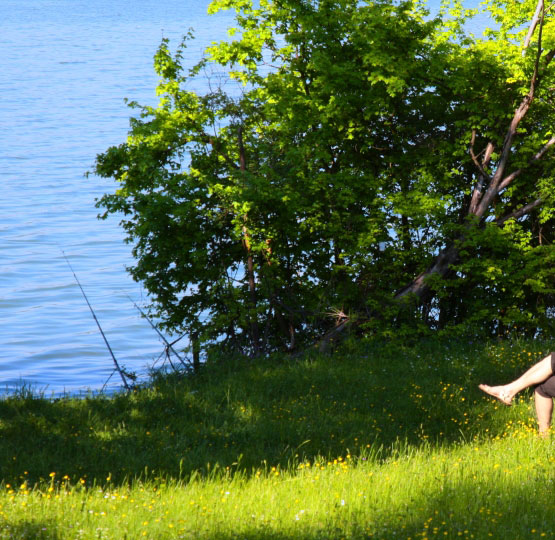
(478, 384), (512, 406)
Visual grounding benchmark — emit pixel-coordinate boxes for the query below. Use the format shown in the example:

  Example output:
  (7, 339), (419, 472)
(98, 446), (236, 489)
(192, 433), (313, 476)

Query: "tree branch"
(204, 135), (240, 170)
(190, 116), (240, 170)
(469, 131), (494, 215)
(475, 8), (547, 217)
(469, 176), (485, 215)
(238, 126), (247, 171)
(317, 318), (353, 353)
(544, 48), (555, 68)
(496, 198), (543, 225)
(522, 0), (544, 54)
(482, 141), (495, 168)
(469, 129), (492, 181)
(497, 135), (555, 192)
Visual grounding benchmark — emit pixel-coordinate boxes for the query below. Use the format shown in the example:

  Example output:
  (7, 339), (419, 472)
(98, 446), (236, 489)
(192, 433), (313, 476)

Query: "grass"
(0, 337), (554, 538)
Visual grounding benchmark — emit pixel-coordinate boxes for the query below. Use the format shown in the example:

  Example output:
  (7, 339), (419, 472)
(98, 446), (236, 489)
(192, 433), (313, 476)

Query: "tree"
(390, 0), (555, 338)
(93, 0), (555, 357)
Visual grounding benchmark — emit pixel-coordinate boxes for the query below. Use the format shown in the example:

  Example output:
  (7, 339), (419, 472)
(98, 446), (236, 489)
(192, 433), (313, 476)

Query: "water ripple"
(0, 0), (234, 395)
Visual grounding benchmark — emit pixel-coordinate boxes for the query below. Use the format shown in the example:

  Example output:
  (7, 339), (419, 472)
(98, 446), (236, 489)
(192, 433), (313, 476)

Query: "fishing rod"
(126, 295), (192, 370)
(61, 251), (131, 391)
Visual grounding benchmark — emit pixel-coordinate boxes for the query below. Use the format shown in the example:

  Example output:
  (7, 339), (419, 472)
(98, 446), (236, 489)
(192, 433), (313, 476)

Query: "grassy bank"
(0, 338), (554, 538)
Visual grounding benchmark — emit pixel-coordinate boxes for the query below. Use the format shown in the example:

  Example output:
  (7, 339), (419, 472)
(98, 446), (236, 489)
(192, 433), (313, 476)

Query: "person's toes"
(478, 384), (512, 406)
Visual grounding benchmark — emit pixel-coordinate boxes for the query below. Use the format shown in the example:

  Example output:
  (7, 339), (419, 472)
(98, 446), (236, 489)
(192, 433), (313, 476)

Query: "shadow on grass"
(0, 338), (551, 487)
(0, 520), (59, 539)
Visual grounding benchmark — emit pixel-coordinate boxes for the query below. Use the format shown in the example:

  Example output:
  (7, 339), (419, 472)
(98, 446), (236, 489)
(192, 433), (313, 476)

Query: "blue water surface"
(0, 0), (234, 395)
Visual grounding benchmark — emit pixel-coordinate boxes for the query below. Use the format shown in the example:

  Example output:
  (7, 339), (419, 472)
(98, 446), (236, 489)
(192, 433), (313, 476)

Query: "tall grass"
(0, 338), (554, 539)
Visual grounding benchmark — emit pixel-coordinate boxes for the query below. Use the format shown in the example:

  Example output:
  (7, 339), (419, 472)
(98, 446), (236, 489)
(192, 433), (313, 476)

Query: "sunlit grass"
(0, 338), (554, 538)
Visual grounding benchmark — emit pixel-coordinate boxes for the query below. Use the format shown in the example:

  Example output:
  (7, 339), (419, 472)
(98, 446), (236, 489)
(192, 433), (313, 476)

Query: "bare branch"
(469, 176), (485, 215)
(475, 8), (547, 217)
(497, 135), (555, 192)
(469, 129), (492, 181)
(395, 244), (460, 301)
(522, 0), (544, 54)
(496, 198), (543, 225)
(468, 134), (495, 215)
(544, 48), (555, 67)
(482, 141), (495, 168)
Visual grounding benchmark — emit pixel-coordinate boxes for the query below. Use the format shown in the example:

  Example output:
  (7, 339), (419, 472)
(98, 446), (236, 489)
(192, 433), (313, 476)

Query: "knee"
(536, 377), (555, 399)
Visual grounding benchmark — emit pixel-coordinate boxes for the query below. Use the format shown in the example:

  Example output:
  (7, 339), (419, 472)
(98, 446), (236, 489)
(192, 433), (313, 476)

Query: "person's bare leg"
(479, 353), (554, 405)
(534, 388), (553, 437)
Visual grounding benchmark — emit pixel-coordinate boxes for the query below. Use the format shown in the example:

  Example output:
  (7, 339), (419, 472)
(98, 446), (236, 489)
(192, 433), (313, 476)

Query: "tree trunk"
(238, 126), (261, 354)
(192, 331), (201, 372)
(394, 243), (460, 302)
(317, 12), (554, 351)
(394, 19), (555, 307)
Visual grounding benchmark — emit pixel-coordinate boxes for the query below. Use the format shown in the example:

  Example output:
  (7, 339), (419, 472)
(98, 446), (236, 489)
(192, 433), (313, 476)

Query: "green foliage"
(434, 220), (555, 337)
(93, 0), (555, 353)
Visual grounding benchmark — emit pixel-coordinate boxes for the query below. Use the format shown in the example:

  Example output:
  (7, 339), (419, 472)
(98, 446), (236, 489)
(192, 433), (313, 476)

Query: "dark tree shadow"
(0, 339), (549, 487)
(0, 520), (60, 539)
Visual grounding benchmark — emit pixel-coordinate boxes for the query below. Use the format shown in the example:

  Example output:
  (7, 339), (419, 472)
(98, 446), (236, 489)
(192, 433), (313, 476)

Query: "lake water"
(0, 0), (235, 395)
(0, 0), (487, 396)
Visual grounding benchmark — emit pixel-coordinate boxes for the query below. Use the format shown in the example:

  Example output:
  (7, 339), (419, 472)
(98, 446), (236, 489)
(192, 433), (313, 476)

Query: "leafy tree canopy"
(93, 0), (555, 357)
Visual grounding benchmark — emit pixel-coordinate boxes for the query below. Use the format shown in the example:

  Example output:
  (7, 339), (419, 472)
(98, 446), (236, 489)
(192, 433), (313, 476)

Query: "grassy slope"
(0, 338), (554, 539)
